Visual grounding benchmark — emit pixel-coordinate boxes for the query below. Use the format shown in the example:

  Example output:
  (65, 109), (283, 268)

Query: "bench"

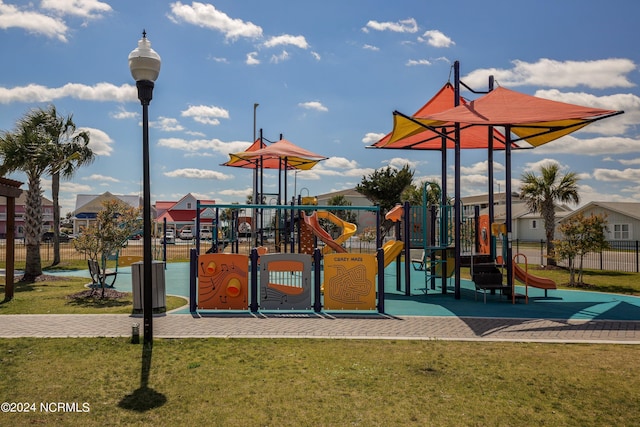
(472, 263), (510, 303)
(88, 258), (118, 288)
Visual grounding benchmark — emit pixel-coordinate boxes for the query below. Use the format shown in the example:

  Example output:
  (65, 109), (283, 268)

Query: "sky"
(0, 0), (639, 216)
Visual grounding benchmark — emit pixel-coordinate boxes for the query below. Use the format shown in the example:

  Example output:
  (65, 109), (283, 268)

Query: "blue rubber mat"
(54, 261), (640, 321)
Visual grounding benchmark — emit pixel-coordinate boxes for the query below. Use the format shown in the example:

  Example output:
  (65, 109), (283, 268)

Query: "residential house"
(72, 192), (143, 235)
(155, 193), (216, 234)
(559, 201), (640, 242)
(461, 192), (573, 242)
(0, 190), (54, 238)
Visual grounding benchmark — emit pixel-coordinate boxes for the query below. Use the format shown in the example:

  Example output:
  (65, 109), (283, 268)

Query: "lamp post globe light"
(128, 31), (161, 346)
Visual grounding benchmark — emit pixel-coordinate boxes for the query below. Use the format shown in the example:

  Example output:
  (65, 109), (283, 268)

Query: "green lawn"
(0, 275), (187, 314)
(0, 338), (638, 426)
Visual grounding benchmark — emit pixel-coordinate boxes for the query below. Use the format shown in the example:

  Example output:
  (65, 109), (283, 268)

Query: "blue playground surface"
(56, 261), (640, 322)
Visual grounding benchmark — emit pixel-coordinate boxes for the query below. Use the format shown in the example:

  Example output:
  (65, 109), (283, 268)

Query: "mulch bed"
(67, 288), (129, 300)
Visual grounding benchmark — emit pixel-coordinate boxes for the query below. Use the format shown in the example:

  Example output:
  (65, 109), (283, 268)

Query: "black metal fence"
(2, 238), (639, 274)
(510, 240), (640, 273)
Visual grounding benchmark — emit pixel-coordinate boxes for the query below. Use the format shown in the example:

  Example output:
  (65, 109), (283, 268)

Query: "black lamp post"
(128, 31), (161, 346)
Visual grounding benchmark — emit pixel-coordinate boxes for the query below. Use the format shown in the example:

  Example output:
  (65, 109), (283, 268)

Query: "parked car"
(163, 229), (175, 244)
(199, 228), (213, 240)
(42, 231), (74, 243)
(179, 228), (194, 240)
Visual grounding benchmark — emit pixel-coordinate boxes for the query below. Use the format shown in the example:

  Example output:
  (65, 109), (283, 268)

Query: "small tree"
(356, 165), (414, 239)
(74, 199), (141, 297)
(554, 213), (609, 286)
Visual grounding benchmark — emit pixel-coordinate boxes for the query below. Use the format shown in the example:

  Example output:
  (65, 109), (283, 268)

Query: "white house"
(559, 202), (640, 242)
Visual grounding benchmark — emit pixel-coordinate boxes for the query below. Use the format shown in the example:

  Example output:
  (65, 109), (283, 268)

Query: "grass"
(459, 265), (640, 296)
(0, 338), (638, 426)
(0, 276), (187, 314)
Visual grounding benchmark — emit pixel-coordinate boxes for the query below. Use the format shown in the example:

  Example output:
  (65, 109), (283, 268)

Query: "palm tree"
(520, 163), (580, 266)
(0, 109), (54, 281)
(40, 106), (93, 266)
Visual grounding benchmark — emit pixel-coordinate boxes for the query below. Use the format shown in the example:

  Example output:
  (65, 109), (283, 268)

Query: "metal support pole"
(137, 79), (155, 345)
(453, 61), (462, 299)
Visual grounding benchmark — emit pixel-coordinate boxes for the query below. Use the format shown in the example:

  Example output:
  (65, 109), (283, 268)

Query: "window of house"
(613, 223), (630, 240)
(187, 202), (192, 209)
(531, 219), (537, 229)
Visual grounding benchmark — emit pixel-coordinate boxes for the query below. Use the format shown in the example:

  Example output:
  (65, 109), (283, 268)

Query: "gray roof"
(562, 201), (640, 222)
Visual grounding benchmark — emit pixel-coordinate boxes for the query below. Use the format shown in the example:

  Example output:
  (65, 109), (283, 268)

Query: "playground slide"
(316, 211), (357, 247)
(302, 212), (349, 254)
(513, 262), (557, 290)
(381, 240), (404, 267)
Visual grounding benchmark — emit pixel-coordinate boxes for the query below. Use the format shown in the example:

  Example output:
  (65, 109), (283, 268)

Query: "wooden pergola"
(0, 177), (23, 301)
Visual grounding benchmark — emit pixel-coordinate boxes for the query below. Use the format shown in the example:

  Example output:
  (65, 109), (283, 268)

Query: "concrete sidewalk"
(2, 313), (639, 344)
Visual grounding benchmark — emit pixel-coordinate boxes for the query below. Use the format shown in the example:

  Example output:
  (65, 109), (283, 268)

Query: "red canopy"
(371, 83), (510, 150)
(400, 86), (623, 147)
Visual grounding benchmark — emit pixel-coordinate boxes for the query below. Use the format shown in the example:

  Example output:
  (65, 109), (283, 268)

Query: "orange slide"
(302, 211), (356, 254)
(513, 262), (557, 291)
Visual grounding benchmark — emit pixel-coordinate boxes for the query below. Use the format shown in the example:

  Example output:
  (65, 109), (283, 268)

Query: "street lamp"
(128, 30), (161, 346)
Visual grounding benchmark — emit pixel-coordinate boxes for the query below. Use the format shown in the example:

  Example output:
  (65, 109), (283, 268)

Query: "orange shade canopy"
(372, 83), (511, 150)
(387, 86), (623, 148)
(224, 138), (327, 170)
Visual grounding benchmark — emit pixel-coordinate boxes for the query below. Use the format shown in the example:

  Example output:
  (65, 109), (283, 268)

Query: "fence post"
(540, 240), (544, 266)
(600, 250), (603, 271)
(636, 240), (639, 273)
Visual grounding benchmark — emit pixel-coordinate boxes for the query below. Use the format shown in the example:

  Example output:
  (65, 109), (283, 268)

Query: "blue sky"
(0, 0), (639, 215)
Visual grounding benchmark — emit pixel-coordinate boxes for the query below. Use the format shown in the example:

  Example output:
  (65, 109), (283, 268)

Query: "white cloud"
(463, 58), (637, 89)
(419, 30), (454, 48)
(60, 181), (92, 192)
(593, 167), (640, 182)
(0, 82), (135, 104)
(0, 1), (68, 42)
(619, 158), (640, 165)
(218, 187), (252, 197)
(181, 105), (229, 126)
(529, 135), (640, 155)
(532, 89), (640, 135)
(406, 59), (431, 66)
(363, 18), (418, 33)
(41, 0), (112, 20)
(164, 168), (234, 180)
(151, 117), (184, 132)
(460, 160), (505, 175)
(298, 101), (328, 112)
(80, 127), (114, 156)
(168, 1), (263, 40)
(363, 44), (379, 52)
(264, 34), (308, 49)
(386, 157), (419, 170)
(311, 51), (321, 61)
(82, 174), (120, 183)
(362, 132), (386, 144)
(246, 51), (260, 65)
(323, 157), (359, 169)
(158, 137), (249, 155)
(520, 158), (564, 173)
(270, 50), (290, 63)
(110, 107), (138, 120)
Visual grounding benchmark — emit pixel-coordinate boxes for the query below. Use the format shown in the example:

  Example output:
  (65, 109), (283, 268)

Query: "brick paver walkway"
(2, 313), (639, 344)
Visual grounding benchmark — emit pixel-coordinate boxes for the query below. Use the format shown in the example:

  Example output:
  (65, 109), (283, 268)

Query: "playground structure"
(189, 200), (388, 313)
(186, 187), (560, 312)
(180, 59), (626, 313)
